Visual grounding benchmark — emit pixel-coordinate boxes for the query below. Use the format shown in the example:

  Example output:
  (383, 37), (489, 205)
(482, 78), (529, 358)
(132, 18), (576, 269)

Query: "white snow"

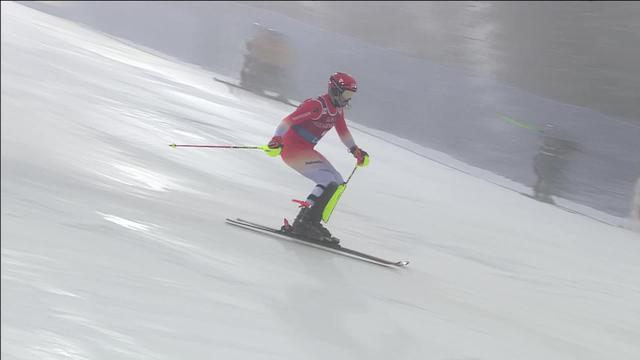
(2, 3), (639, 360)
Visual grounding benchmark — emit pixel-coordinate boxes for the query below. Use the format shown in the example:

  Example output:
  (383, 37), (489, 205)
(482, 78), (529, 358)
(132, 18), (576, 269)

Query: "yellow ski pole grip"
(260, 145), (282, 157)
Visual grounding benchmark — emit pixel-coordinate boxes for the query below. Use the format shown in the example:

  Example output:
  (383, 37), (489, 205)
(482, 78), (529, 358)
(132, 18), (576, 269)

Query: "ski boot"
(289, 207), (323, 237)
(289, 183), (340, 245)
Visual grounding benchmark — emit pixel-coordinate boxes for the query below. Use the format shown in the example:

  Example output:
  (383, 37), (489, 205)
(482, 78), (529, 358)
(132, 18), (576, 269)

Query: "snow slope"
(2, 3), (639, 359)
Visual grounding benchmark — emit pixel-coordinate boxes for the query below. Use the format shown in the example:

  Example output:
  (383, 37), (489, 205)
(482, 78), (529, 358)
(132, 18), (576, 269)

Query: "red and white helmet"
(328, 72), (357, 107)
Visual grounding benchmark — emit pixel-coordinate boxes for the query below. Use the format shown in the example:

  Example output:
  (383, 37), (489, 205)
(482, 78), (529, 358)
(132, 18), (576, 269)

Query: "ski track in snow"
(2, 3), (640, 360)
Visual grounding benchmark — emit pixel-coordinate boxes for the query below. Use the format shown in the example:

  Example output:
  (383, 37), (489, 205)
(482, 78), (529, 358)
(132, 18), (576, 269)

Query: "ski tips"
(169, 143), (177, 148)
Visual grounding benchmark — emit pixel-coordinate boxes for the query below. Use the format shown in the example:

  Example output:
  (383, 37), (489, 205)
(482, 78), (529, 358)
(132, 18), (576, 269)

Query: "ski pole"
(170, 143), (263, 149)
(500, 116), (541, 132)
(345, 165), (358, 184)
(169, 143), (281, 157)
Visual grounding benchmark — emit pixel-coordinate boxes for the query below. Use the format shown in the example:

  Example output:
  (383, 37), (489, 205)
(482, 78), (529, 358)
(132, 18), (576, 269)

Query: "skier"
(267, 72), (369, 243)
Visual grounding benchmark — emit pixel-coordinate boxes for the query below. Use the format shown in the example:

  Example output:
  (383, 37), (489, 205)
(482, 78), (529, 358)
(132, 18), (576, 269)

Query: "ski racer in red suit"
(267, 72), (369, 243)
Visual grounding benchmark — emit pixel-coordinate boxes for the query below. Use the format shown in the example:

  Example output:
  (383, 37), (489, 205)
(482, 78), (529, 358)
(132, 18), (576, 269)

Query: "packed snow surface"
(2, 3), (639, 359)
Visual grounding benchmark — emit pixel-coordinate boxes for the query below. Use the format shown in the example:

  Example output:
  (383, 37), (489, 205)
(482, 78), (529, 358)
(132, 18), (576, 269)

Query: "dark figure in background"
(532, 124), (578, 205)
(240, 23), (294, 102)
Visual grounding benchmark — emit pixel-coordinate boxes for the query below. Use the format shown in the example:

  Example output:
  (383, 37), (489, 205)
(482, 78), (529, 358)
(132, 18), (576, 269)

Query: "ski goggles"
(340, 90), (356, 102)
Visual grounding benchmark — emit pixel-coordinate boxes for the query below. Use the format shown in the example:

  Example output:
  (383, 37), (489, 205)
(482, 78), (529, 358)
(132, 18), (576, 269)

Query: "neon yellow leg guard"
(321, 183), (347, 223)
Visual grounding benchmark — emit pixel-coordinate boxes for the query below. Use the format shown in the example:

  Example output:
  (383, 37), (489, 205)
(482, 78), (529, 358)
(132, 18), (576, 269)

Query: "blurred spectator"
(532, 124), (579, 205)
(240, 23), (294, 101)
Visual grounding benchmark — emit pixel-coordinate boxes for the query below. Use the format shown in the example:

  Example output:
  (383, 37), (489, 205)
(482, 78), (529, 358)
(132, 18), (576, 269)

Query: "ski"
(226, 218), (409, 268)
